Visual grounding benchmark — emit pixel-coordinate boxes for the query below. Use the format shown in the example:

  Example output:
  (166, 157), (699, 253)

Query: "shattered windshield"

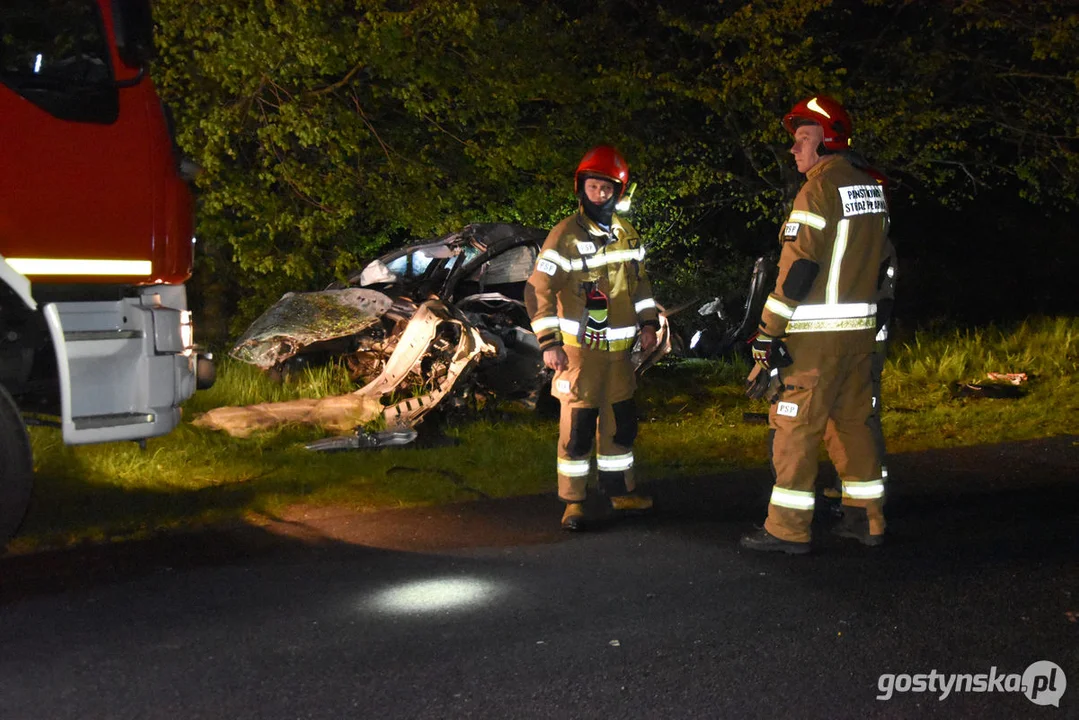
(360, 242), (482, 287)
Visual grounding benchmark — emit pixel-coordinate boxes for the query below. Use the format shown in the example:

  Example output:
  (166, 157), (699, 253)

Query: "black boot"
(831, 507), (884, 547)
(739, 527), (811, 555)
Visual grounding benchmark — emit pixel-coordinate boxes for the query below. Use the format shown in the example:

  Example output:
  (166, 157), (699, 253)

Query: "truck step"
(72, 412), (155, 430)
(64, 330), (144, 342)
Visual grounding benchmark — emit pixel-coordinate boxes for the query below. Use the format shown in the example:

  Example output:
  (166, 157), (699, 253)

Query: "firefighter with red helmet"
(525, 145), (660, 530)
(740, 95), (892, 554)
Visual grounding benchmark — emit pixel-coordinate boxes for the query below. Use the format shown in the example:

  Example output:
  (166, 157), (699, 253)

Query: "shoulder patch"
(576, 241), (597, 255)
(776, 401), (799, 418)
(838, 184), (887, 217)
(536, 259), (558, 276)
(783, 222), (800, 238)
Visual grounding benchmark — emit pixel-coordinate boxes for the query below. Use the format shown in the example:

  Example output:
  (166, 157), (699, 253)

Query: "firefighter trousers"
(552, 346), (638, 502)
(765, 351), (886, 543)
(823, 342), (889, 482)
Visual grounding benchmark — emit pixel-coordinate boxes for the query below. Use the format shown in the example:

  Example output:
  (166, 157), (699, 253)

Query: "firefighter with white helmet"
(525, 145), (660, 530)
(740, 95), (892, 554)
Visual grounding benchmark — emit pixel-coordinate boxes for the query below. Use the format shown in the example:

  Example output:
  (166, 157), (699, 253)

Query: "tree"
(152, 0), (1079, 339)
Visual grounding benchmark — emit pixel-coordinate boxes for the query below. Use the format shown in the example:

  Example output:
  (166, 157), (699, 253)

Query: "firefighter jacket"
(525, 211), (659, 353)
(760, 155), (890, 356)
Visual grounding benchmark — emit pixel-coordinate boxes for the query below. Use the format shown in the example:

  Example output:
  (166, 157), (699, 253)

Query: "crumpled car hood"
(230, 288), (395, 370)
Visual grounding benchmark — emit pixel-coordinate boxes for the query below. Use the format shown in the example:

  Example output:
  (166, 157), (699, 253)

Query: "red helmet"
(575, 145), (629, 199)
(782, 95), (852, 151)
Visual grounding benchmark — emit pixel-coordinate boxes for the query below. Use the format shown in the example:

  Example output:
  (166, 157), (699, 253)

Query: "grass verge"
(7, 316), (1078, 554)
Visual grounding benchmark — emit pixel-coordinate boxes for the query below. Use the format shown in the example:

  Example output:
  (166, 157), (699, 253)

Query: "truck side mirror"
(112, 0), (155, 69)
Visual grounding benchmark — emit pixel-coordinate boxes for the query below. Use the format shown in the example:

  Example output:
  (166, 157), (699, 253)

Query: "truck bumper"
(42, 285), (204, 445)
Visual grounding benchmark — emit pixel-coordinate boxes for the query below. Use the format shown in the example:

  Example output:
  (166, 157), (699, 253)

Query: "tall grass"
(10, 316), (1078, 553)
(183, 359), (357, 414)
(888, 316), (1079, 401)
(881, 316), (1079, 450)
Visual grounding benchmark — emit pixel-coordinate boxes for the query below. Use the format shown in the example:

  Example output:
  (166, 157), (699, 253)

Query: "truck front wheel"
(0, 384), (32, 541)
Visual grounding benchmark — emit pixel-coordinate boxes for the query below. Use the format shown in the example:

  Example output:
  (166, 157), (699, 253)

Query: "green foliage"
(151, 1), (1079, 339)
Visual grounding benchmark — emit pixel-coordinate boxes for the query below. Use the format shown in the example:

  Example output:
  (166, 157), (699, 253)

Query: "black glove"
(745, 364), (781, 402)
(750, 331), (792, 371)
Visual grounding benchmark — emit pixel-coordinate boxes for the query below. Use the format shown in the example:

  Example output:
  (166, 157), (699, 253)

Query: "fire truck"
(0, 0), (213, 538)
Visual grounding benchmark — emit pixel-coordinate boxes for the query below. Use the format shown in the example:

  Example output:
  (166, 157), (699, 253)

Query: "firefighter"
(740, 95), (890, 554)
(525, 145), (660, 531)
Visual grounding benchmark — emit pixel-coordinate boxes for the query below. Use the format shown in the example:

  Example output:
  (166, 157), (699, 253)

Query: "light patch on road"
(370, 577), (503, 614)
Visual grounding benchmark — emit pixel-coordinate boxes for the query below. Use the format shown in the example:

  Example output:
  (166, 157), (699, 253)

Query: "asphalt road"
(1, 436), (1077, 720)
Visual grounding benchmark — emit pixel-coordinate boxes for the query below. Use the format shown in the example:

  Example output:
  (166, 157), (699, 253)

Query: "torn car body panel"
(358, 299), (498, 428)
(194, 299), (498, 436)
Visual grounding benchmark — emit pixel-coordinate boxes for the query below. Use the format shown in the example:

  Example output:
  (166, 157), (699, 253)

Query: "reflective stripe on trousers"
(554, 347), (638, 502)
(557, 402), (637, 501)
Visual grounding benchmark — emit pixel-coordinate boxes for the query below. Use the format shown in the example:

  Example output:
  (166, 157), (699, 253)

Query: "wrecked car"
(683, 255), (776, 360)
(195, 223), (672, 437)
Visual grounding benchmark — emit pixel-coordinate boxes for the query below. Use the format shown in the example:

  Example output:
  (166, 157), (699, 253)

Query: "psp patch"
(555, 379), (572, 395)
(776, 401), (799, 417)
(575, 241), (597, 255)
(783, 222), (800, 238)
(536, 259), (558, 276)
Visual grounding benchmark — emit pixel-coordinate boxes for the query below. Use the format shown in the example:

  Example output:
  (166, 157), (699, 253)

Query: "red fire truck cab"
(0, 0), (213, 537)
